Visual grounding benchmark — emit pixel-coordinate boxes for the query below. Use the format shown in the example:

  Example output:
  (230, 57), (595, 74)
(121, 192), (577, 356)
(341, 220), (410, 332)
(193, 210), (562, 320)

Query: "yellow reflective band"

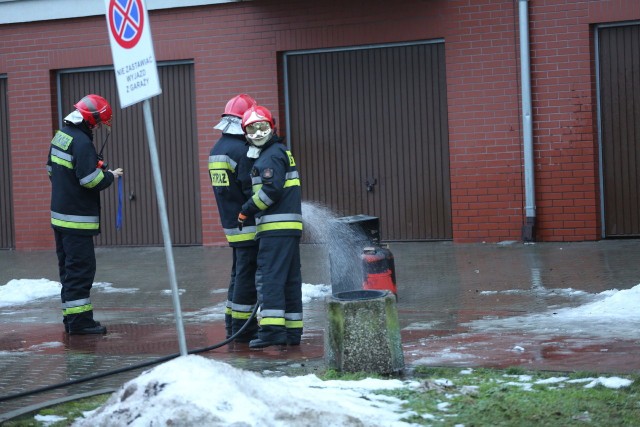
(210, 170), (229, 186)
(284, 179), (300, 188)
(208, 161), (234, 172)
(285, 320), (303, 328)
(227, 233), (256, 243)
(259, 317), (286, 326)
(63, 304), (93, 315)
(51, 156), (73, 169)
(252, 194), (269, 210)
(257, 222), (303, 232)
(232, 311), (253, 320)
(83, 170), (105, 189)
(51, 218), (99, 230)
(225, 306), (232, 315)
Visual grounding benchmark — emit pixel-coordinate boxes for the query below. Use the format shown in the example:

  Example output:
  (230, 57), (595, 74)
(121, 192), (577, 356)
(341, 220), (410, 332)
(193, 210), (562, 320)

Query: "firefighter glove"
(237, 212), (248, 231)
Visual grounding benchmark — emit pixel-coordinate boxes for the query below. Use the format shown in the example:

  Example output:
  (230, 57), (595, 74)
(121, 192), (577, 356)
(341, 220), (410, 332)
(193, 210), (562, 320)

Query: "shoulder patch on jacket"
(262, 168), (274, 179)
(51, 131), (73, 150)
(286, 151), (296, 167)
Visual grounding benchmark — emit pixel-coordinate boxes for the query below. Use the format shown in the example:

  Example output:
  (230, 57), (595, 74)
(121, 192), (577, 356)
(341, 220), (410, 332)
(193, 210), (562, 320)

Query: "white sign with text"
(104, 0), (161, 107)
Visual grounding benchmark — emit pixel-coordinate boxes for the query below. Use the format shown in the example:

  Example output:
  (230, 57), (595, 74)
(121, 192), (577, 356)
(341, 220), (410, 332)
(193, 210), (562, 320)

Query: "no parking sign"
(105, 0), (161, 107)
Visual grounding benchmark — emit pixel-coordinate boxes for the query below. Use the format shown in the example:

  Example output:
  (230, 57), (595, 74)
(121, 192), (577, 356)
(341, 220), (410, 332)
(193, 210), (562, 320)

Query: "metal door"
(285, 41), (452, 241)
(58, 62), (201, 246)
(598, 23), (640, 237)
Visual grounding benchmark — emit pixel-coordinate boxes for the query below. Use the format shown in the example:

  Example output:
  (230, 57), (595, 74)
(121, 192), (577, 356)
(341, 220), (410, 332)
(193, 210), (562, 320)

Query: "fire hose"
(0, 304), (259, 403)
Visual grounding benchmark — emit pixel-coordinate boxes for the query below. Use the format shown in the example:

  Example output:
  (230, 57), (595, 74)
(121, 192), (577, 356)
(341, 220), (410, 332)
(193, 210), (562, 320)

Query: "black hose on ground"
(0, 304), (259, 404)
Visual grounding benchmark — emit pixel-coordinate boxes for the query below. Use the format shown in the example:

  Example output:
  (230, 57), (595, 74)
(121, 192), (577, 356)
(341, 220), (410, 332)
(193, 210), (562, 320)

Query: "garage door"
(57, 62), (201, 246)
(285, 41), (452, 241)
(0, 75), (14, 249)
(598, 23), (640, 237)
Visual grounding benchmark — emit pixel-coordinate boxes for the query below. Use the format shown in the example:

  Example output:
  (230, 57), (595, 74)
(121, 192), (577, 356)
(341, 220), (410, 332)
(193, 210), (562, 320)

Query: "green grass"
(3, 368), (639, 426)
(2, 394), (110, 427)
(381, 366), (640, 426)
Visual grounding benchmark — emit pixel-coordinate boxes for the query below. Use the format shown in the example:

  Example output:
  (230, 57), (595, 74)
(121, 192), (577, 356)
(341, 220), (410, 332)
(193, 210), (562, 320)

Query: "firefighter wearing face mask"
(46, 94), (123, 335)
(209, 93), (259, 342)
(237, 105), (303, 349)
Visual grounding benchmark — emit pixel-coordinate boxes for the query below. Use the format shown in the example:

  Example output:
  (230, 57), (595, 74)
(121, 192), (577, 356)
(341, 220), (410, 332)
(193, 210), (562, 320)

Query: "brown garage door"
(598, 24), (640, 237)
(0, 75), (14, 249)
(285, 41), (452, 241)
(57, 62), (201, 246)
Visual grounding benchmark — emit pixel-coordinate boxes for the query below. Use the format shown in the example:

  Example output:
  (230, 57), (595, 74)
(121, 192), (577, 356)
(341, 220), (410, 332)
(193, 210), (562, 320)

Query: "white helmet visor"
(245, 121), (272, 146)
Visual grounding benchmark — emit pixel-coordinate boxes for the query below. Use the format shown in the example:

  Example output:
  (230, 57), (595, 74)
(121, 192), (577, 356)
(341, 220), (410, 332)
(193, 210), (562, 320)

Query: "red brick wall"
(1, 0), (639, 249)
(526, 0), (640, 241)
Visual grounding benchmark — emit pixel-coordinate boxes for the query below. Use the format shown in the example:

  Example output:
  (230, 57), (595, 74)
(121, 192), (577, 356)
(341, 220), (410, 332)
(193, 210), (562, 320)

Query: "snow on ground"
(65, 358), (630, 426)
(0, 279), (60, 308)
(73, 355), (420, 427)
(0, 279), (637, 425)
(465, 283), (640, 339)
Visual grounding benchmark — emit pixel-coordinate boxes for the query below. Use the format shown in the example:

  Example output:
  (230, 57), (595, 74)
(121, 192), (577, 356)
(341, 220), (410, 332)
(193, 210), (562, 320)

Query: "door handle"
(365, 178), (377, 192)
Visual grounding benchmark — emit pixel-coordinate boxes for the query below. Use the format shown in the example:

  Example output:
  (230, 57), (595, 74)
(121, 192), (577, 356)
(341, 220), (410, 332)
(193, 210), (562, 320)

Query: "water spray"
(301, 201), (403, 374)
(300, 202), (397, 297)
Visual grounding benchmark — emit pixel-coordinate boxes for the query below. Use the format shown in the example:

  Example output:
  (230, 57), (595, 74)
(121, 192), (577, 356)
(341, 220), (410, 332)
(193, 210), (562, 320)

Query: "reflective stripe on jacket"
(208, 133), (257, 247)
(241, 139), (302, 238)
(46, 124), (114, 236)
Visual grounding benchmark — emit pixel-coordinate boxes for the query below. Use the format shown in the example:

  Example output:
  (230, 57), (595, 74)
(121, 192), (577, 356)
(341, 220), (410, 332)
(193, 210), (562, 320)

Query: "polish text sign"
(104, 0), (161, 108)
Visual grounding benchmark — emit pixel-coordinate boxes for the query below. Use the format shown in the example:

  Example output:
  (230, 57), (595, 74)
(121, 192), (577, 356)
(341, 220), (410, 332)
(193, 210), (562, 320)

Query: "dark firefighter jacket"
(46, 123), (114, 236)
(208, 133), (257, 247)
(241, 137), (302, 239)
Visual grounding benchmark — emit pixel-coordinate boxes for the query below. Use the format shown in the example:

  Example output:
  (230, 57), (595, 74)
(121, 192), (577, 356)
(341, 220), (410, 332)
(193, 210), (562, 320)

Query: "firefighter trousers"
(255, 236), (303, 344)
(230, 245), (259, 341)
(54, 230), (98, 331)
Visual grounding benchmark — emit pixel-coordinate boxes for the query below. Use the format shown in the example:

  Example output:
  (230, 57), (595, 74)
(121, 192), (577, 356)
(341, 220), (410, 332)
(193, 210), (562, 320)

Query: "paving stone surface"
(1, 239), (639, 417)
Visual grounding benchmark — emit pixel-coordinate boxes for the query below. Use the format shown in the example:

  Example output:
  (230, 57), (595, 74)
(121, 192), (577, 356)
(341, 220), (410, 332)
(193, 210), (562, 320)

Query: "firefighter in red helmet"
(209, 94), (260, 342)
(237, 105), (304, 348)
(46, 94), (123, 335)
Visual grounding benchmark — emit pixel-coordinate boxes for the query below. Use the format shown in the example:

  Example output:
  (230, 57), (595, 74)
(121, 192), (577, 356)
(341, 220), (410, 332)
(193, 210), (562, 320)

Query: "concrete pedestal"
(324, 290), (404, 374)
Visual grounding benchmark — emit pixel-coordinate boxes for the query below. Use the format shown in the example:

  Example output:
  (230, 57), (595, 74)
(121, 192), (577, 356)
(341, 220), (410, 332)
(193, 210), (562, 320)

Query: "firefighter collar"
(247, 145), (262, 158)
(63, 110), (84, 125)
(214, 115), (244, 135)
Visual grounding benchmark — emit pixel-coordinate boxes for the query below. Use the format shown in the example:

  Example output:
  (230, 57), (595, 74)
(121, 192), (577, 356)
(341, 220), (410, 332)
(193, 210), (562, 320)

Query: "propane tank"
(361, 245), (397, 296)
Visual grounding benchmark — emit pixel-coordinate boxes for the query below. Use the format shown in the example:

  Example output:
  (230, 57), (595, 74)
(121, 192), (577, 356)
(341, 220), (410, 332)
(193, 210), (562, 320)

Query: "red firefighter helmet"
(74, 94), (112, 128)
(222, 94), (257, 118)
(241, 105), (274, 130)
(242, 105), (275, 147)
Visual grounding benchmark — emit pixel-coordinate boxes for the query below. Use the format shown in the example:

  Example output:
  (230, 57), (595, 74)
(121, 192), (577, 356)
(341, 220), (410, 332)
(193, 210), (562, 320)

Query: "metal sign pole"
(105, 0), (186, 355)
(142, 98), (188, 356)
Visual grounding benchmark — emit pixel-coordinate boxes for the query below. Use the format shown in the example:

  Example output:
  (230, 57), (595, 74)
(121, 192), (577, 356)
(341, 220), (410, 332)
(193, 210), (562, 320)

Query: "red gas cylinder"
(361, 245), (397, 296)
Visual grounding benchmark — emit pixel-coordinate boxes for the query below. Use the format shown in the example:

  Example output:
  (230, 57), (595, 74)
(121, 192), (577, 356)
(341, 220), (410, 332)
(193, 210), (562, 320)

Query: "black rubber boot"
(64, 318), (101, 334)
(232, 317), (258, 343)
(287, 328), (302, 346)
(287, 338), (301, 346)
(249, 325), (286, 348)
(68, 312), (106, 335)
(69, 323), (106, 335)
(233, 332), (258, 343)
(249, 337), (287, 349)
